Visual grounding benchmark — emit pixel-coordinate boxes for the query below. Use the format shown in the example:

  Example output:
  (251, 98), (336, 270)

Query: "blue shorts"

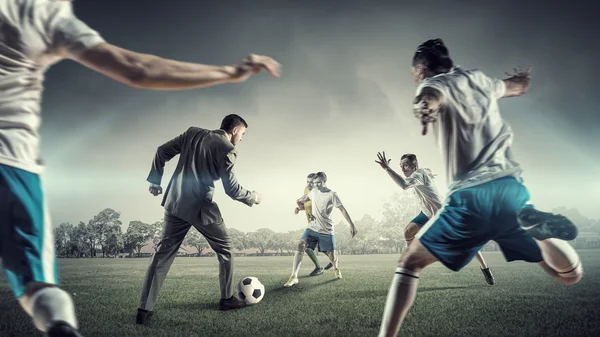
(410, 211), (430, 227)
(301, 228), (336, 252)
(417, 176), (543, 272)
(0, 164), (58, 298)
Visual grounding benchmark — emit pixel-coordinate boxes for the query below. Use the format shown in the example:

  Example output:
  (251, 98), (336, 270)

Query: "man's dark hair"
(220, 114), (248, 133)
(401, 154), (418, 163)
(412, 38), (454, 75)
(307, 173), (317, 179)
(315, 171), (327, 183)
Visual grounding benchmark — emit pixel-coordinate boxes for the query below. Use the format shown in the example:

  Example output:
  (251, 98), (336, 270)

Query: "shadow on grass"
(419, 285), (488, 292)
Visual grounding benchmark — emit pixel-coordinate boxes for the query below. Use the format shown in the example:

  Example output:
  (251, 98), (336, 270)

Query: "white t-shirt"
(0, 0), (105, 173)
(307, 187), (343, 235)
(416, 66), (523, 195)
(405, 168), (442, 218)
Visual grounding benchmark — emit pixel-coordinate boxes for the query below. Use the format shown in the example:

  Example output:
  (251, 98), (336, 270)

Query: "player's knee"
(297, 240), (307, 251)
(397, 252), (425, 272)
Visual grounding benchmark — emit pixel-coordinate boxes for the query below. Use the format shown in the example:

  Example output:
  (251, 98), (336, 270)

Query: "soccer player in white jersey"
(0, 1), (280, 336)
(375, 152), (495, 285)
(284, 172), (358, 287)
(377, 38), (582, 337)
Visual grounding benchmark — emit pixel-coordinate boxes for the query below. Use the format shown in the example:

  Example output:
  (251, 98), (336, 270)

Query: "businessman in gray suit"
(136, 114), (261, 324)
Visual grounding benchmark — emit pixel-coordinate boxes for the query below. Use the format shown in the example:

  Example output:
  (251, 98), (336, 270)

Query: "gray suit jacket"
(147, 127), (256, 226)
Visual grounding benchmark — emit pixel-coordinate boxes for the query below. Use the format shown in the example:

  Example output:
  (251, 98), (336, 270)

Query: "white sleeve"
(331, 192), (343, 208)
(405, 171), (426, 187)
(42, 1), (105, 57)
(415, 76), (448, 100)
(472, 70), (506, 99)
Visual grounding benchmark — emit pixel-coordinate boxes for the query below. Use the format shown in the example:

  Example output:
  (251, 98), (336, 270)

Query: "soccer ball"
(237, 276), (265, 305)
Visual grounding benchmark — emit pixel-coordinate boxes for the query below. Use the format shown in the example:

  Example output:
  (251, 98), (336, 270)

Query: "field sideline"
(1, 250), (599, 337)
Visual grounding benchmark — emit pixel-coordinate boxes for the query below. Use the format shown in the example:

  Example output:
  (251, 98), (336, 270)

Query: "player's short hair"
(315, 171), (327, 182)
(220, 114), (248, 133)
(412, 38), (454, 75)
(307, 173), (317, 179)
(401, 154), (418, 163)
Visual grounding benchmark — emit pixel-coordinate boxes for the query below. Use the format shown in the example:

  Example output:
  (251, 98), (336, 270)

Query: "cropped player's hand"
(294, 207), (300, 215)
(149, 184), (163, 196)
(375, 151), (391, 170)
(350, 226), (358, 238)
(230, 54), (281, 83)
(504, 65), (532, 79)
(254, 191), (263, 205)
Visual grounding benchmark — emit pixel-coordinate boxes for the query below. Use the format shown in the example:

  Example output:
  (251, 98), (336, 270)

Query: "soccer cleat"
(324, 262), (333, 270)
(309, 267), (324, 276)
(218, 296), (247, 311)
(334, 269), (342, 279)
(283, 276), (299, 287)
(135, 309), (154, 325)
(481, 267), (495, 285)
(518, 208), (578, 241)
(45, 321), (83, 337)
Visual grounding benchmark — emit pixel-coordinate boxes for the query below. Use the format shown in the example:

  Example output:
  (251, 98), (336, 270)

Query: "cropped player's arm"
(296, 195), (310, 208)
(385, 168), (422, 190)
(147, 130), (187, 185)
(413, 86), (445, 135)
(74, 44), (280, 90)
(502, 66), (532, 98)
(337, 206), (358, 238)
(219, 151), (257, 207)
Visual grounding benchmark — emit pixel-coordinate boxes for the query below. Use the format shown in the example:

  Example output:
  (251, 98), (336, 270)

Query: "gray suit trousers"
(138, 210), (234, 311)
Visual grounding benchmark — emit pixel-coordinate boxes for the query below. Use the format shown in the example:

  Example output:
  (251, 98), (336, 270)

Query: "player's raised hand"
(504, 65), (532, 79)
(230, 54), (281, 83)
(375, 151), (392, 170)
(350, 226), (358, 238)
(254, 191), (263, 205)
(149, 184), (163, 196)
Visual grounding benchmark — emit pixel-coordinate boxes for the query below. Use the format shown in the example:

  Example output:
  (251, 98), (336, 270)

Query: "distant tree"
(184, 229), (210, 256)
(149, 220), (165, 252)
(54, 222), (74, 257)
(228, 228), (247, 252)
(125, 221), (152, 257)
(88, 208), (122, 257)
(246, 228), (276, 255)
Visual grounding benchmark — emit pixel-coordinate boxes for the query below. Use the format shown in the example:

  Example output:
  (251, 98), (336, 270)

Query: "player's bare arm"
(296, 195), (310, 208)
(502, 65), (532, 98)
(413, 86), (445, 135)
(74, 43), (281, 90)
(375, 152), (416, 190)
(337, 205), (358, 238)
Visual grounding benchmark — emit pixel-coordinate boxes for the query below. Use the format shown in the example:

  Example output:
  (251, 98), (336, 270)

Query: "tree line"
(53, 193), (600, 258)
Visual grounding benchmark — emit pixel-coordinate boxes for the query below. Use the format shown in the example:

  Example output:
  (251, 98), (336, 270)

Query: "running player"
(294, 173), (325, 276)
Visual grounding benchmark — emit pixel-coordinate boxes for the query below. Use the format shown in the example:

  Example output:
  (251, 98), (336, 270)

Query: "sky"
(39, 0), (600, 233)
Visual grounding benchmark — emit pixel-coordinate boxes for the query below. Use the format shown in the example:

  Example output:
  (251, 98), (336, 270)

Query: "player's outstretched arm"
(375, 152), (420, 190)
(73, 43), (281, 90)
(338, 206), (358, 238)
(413, 87), (445, 135)
(502, 65), (532, 98)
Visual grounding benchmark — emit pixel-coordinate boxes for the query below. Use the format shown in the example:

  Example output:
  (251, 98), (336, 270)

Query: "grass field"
(1, 250), (599, 337)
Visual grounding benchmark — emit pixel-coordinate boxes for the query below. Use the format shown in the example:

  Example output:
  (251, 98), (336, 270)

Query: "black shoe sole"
(518, 208), (578, 241)
(309, 268), (324, 276)
(324, 263), (333, 270)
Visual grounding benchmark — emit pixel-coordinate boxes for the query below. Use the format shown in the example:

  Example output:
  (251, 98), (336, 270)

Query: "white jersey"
(0, 0), (105, 174)
(416, 66), (522, 195)
(307, 187), (343, 235)
(406, 168), (442, 218)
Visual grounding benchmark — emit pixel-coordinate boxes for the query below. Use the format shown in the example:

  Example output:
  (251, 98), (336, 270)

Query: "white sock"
(537, 238), (582, 279)
(292, 251), (304, 278)
(29, 287), (78, 332)
(378, 268), (420, 337)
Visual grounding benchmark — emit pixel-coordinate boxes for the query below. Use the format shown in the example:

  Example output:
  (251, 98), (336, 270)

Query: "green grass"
(1, 250), (599, 337)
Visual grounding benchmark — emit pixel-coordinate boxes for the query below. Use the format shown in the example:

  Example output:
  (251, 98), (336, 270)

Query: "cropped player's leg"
(517, 207), (583, 285)
(137, 211), (190, 322)
(474, 251), (495, 285)
(378, 239), (438, 337)
(403, 222), (421, 249)
(195, 220), (247, 310)
(0, 165), (80, 336)
(405, 212), (429, 250)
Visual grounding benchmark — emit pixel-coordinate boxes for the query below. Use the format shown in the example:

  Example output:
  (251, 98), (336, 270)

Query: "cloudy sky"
(40, 0), (600, 232)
